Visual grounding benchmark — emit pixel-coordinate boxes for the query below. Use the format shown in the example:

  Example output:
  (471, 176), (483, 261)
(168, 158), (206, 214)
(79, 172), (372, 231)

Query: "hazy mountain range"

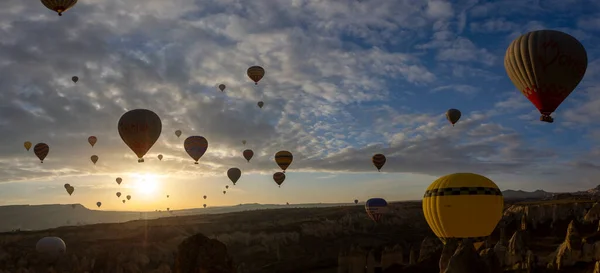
(1, 187), (595, 233)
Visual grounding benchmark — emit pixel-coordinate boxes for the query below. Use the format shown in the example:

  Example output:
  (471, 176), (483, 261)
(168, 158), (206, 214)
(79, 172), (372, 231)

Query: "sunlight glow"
(131, 173), (160, 196)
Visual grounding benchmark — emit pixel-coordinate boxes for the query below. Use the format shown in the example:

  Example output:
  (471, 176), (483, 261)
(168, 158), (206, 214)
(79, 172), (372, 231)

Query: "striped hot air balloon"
(365, 198), (388, 223)
(275, 151), (293, 173)
(422, 173), (504, 250)
(34, 143), (50, 163)
(273, 172), (286, 187)
(372, 154), (386, 172)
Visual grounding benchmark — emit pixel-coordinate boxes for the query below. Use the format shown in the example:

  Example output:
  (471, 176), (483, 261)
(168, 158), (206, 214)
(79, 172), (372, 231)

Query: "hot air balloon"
(223, 191), (226, 194)
(243, 149), (254, 162)
(219, 84), (226, 92)
(203, 204), (207, 208)
(227, 168), (241, 185)
(184, 136), (208, 164)
(116, 192), (121, 198)
(72, 76), (78, 83)
(126, 195), (131, 201)
(64, 183), (70, 189)
(116, 177), (122, 185)
(225, 185), (229, 189)
(504, 30), (588, 123)
(354, 199), (358, 205)
(167, 208), (170, 211)
(242, 140), (247, 145)
(257, 101), (264, 108)
(158, 154), (163, 161)
(372, 154), (386, 172)
(175, 130), (182, 138)
(40, 0), (77, 16)
(24, 141), (32, 151)
(445, 109), (461, 126)
(36, 237), (66, 258)
(90, 155), (98, 165)
(88, 136), (97, 147)
(247, 66), (265, 85)
(117, 109), (162, 163)
(203, 195), (207, 199)
(275, 151), (293, 173)
(365, 198), (388, 223)
(273, 172), (285, 187)
(422, 173), (504, 250)
(96, 202), (102, 208)
(123, 200), (126, 203)
(167, 195), (169, 198)
(66, 186), (74, 196)
(34, 143), (49, 163)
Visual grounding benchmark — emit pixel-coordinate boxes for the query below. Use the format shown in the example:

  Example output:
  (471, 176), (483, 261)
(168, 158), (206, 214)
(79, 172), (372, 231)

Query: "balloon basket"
(540, 115), (554, 123)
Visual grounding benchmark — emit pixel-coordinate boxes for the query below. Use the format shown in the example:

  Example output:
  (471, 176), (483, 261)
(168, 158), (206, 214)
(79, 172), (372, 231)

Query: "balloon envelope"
(247, 66), (265, 84)
(72, 76), (78, 83)
(227, 168), (242, 185)
(41, 0), (77, 16)
(445, 109), (461, 126)
(184, 136), (208, 163)
(90, 155), (98, 164)
(273, 172), (286, 187)
(117, 109), (162, 162)
(275, 151), (293, 172)
(243, 149), (254, 162)
(257, 101), (264, 108)
(116, 177), (122, 185)
(88, 136), (97, 147)
(218, 84), (226, 91)
(36, 237), (66, 259)
(372, 154), (386, 172)
(34, 143), (49, 163)
(175, 130), (182, 138)
(422, 173), (504, 250)
(365, 198), (388, 223)
(504, 30), (587, 122)
(24, 141), (32, 151)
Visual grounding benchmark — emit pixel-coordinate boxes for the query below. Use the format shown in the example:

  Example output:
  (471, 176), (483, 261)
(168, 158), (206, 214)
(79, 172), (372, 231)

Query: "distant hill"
(0, 202), (358, 232)
(502, 189), (553, 199)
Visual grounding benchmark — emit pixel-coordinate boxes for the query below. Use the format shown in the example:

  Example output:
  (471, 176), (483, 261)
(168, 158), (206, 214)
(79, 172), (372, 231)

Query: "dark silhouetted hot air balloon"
(118, 109), (162, 163)
(242, 140), (247, 145)
(257, 101), (264, 108)
(423, 173), (504, 250)
(24, 141), (32, 151)
(65, 184), (74, 196)
(41, 0), (77, 16)
(116, 192), (121, 198)
(122, 200), (126, 203)
(96, 202), (102, 208)
(36, 237), (66, 258)
(247, 66), (265, 85)
(88, 136), (97, 147)
(505, 30), (588, 123)
(167, 195), (169, 198)
(90, 155), (98, 165)
(158, 154), (163, 161)
(116, 177), (122, 185)
(219, 84), (226, 92)
(225, 185), (229, 189)
(126, 195), (131, 201)
(223, 191), (226, 194)
(72, 76), (78, 83)
(275, 151), (293, 173)
(445, 109), (461, 126)
(354, 199), (358, 205)
(34, 143), (49, 163)
(203, 195), (207, 199)
(273, 172), (285, 187)
(227, 168), (241, 185)
(203, 204), (207, 208)
(372, 154), (386, 172)
(184, 136), (208, 164)
(365, 198), (388, 223)
(175, 130), (182, 138)
(243, 149), (254, 162)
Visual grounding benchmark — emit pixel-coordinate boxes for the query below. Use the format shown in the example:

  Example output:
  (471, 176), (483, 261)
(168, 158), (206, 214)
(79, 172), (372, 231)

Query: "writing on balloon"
(538, 40), (586, 77)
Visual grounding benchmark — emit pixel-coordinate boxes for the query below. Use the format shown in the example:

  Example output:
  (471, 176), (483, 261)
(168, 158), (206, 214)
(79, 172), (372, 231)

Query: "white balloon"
(36, 237), (66, 258)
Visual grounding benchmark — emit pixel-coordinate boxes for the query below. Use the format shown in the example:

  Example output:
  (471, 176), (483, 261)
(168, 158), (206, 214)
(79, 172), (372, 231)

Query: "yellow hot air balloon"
(40, 0), (78, 16)
(504, 30), (588, 123)
(422, 173), (504, 250)
(90, 155), (98, 165)
(117, 109), (162, 163)
(24, 141), (32, 151)
(275, 151), (293, 173)
(247, 66), (265, 85)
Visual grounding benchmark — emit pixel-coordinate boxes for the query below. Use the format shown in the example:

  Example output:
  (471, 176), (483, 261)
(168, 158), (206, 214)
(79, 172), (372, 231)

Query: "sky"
(1, 0), (600, 211)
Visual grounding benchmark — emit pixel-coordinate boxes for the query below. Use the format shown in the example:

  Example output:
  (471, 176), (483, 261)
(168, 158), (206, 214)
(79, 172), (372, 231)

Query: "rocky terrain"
(6, 189), (600, 272)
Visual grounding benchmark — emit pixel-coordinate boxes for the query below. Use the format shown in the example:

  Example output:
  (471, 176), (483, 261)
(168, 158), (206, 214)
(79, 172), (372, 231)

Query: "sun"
(131, 173), (160, 196)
